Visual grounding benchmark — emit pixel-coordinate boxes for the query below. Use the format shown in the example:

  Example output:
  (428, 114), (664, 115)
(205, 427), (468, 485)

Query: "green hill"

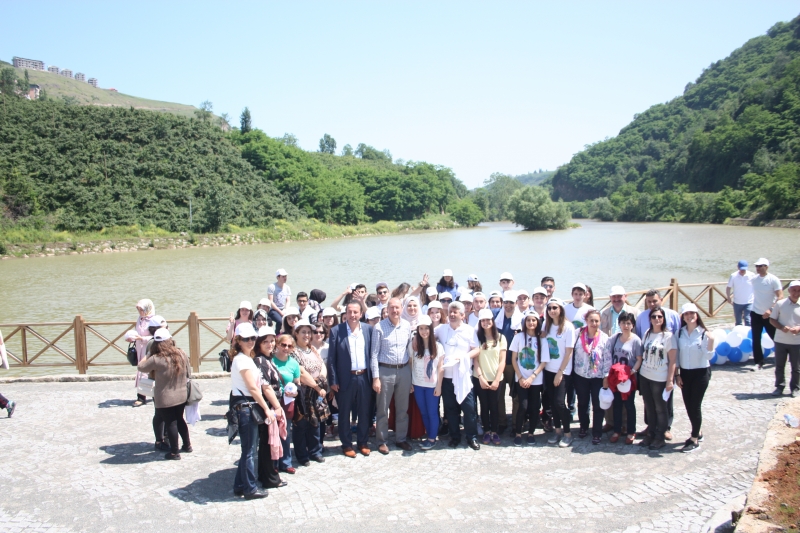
(551, 15), (800, 223)
(515, 170), (554, 186)
(1, 59), (199, 118)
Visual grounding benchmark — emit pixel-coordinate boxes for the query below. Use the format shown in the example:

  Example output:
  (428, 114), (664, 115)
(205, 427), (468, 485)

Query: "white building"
(12, 57), (45, 70)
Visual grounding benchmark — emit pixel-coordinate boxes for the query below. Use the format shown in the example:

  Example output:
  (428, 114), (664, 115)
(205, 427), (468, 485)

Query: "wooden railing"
(1, 278), (796, 374)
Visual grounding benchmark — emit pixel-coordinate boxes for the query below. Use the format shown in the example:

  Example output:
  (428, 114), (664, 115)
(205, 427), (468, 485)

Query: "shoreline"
(0, 216), (462, 260)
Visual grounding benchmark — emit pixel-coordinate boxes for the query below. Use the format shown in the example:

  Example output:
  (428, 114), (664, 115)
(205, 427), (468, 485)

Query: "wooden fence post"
(670, 278), (679, 311)
(188, 312), (201, 373)
(74, 315), (87, 374)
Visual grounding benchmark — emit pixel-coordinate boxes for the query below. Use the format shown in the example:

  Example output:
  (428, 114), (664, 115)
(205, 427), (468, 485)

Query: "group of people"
(129, 261), (799, 500)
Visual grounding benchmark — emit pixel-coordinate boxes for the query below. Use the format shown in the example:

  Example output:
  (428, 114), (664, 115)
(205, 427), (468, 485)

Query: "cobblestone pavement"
(0, 363), (785, 533)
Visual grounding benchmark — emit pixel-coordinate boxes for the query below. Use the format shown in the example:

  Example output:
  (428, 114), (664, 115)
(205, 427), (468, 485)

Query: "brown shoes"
(343, 447), (357, 458)
(378, 444), (390, 455)
(396, 441), (412, 451)
(359, 446), (370, 456)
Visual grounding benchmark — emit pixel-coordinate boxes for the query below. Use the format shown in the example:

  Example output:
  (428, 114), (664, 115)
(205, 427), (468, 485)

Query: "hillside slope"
(2, 60), (199, 118)
(551, 15), (800, 221)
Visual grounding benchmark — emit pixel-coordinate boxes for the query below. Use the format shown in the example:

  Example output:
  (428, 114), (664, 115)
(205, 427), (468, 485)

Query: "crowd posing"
(126, 260), (800, 500)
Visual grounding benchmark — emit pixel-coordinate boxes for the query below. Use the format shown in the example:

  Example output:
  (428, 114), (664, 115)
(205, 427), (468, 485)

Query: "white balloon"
(732, 325), (751, 338)
(715, 354), (728, 365)
(725, 330), (744, 348)
(762, 334), (775, 350)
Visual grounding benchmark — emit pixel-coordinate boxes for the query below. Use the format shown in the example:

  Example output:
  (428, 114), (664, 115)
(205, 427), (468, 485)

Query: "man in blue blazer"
(328, 301), (374, 458)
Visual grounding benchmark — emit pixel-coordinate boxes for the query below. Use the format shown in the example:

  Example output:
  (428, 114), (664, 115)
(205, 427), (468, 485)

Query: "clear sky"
(2, 1), (798, 188)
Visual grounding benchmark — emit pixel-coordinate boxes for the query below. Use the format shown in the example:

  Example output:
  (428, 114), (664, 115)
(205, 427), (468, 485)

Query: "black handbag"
(126, 342), (138, 366)
(219, 349), (231, 372)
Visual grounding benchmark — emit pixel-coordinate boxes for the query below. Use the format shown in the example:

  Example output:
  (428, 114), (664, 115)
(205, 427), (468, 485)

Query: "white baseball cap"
(609, 286), (626, 296)
(516, 289), (529, 298)
(427, 301), (443, 310)
(523, 309), (540, 319)
(153, 328), (172, 342)
(257, 325), (276, 337)
(754, 258), (770, 266)
(472, 291), (486, 299)
(417, 315), (432, 327)
(532, 287), (548, 297)
(489, 291), (502, 299)
(283, 306), (300, 317)
(258, 298), (270, 306)
(460, 293), (474, 303)
(478, 308), (494, 321)
(365, 307), (381, 320)
(681, 303), (700, 315)
(147, 315), (166, 328)
(235, 322), (257, 338)
(275, 268), (288, 277)
(426, 286), (438, 296)
(789, 280), (800, 288)
(499, 272), (514, 281)
(572, 283), (587, 292)
(293, 319), (313, 330)
(617, 379), (632, 393)
(239, 300), (252, 310)
(467, 274), (479, 282)
(443, 269), (453, 277)
(438, 293), (453, 301)
(321, 307), (338, 317)
(503, 290), (517, 302)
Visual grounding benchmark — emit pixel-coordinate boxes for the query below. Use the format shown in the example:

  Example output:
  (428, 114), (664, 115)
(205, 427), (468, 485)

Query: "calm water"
(1, 220), (798, 374)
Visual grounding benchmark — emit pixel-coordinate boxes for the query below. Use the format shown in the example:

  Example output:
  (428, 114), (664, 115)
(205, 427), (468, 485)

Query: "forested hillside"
(553, 15), (800, 223)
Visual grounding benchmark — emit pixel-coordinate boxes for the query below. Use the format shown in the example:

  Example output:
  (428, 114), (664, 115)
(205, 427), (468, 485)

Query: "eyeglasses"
(241, 337), (256, 342)
(279, 343), (293, 348)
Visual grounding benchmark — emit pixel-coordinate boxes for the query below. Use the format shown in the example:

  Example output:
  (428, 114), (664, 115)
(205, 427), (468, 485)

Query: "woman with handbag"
(131, 299), (155, 407)
(291, 320), (329, 467)
(253, 326), (287, 489)
(137, 328), (192, 460)
(229, 322), (275, 499)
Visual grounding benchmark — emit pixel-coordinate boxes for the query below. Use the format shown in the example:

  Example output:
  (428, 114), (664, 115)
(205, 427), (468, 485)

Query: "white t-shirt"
(410, 341), (444, 387)
(300, 305), (316, 322)
(434, 323), (479, 379)
(510, 331), (550, 385)
(727, 271), (757, 305)
(772, 298), (800, 346)
(751, 273), (782, 314)
(268, 283), (291, 311)
(231, 353), (258, 396)
(467, 313), (480, 328)
(640, 331), (677, 382)
(565, 303), (594, 329)
(544, 323), (576, 375)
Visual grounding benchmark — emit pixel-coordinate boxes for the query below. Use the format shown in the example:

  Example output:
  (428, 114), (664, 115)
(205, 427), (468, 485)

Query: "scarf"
(402, 297), (420, 328)
(580, 327), (602, 373)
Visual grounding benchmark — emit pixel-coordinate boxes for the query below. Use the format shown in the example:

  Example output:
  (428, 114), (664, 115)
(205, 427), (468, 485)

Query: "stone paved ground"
(0, 363), (784, 533)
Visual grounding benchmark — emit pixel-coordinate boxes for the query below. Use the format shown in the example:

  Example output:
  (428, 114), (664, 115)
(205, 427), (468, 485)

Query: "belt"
(351, 369), (367, 375)
(379, 361), (408, 369)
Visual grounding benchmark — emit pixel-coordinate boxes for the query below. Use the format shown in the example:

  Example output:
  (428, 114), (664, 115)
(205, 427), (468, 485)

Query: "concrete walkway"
(0, 364), (783, 533)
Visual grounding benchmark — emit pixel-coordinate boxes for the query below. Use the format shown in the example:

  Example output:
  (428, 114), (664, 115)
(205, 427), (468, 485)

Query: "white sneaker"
(559, 434), (574, 447)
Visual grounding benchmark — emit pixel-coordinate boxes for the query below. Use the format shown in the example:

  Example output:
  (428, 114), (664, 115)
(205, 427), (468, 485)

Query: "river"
(1, 220), (798, 375)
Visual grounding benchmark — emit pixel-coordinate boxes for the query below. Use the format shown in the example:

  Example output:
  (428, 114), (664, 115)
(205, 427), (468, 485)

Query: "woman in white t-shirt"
(541, 298), (576, 448)
(511, 310), (549, 446)
(229, 322), (275, 500)
(639, 306), (677, 451)
(410, 315), (445, 451)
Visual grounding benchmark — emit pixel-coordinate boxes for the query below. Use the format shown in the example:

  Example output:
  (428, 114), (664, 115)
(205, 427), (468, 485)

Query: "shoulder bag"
(126, 342), (138, 366)
(185, 353), (203, 404)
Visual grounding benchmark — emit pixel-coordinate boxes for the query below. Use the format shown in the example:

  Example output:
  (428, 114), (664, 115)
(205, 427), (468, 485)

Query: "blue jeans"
(233, 407), (259, 495)
(292, 418), (322, 463)
(733, 303), (752, 326)
(279, 411), (293, 470)
(441, 378), (477, 442)
(413, 386), (439, 440)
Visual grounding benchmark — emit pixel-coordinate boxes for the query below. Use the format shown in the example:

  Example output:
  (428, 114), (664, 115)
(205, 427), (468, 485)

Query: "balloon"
(711, 329), (728, 344)
(725, 330), (744, 348)
(765, 347), (774, 357)
(741, 350), (752, 361)
(728, 347), (744, 363)
(740, 339), (753, 353)
(733, 325), (750, 337)
(710, 353), (718, 365)
(715, 354), (728, 365)
(716, 341), (732, 357)
(762, 334), (775, 350)
(747, 330), (753, 339)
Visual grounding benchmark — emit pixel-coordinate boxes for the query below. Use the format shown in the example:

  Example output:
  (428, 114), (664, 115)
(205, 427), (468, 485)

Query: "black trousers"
(152, 406), (166, 442)
(543, 371), (572, 432)
(157, 403), (190, 454)
(473, 377), (501, 434)
(515, 384), (543, 435)
(336, 373), (372, 449)
(573, 374), (604, 438)
(257, 423), (283, 488)
(751, 311), (776, 365)
(680, 367), (711, 439)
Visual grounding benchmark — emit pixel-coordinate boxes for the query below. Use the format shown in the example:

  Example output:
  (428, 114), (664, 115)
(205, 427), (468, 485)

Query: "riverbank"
(0, 215), (461, 259)
(725, 218), (800, 229)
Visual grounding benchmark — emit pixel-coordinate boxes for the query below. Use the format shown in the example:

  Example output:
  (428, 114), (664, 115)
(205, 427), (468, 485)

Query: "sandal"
(609, 433), (620, 443)
(625, 434), (635, 445)
(132, 400), (145, 407)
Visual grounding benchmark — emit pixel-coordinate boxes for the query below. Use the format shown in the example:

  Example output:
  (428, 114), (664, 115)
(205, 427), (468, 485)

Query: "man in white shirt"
(751, 257), (784, 369)
(499, 272), (515, 296)
(565, 283), (595, 329)
(375, 282), (390, 310)
(530, 287), (548, 317)
(435, 302), (481, 450)
(296, 292), (316, 323)
(769, 280), (800, 397)
(726, 260), (757, 326)
(267, 269), (291, 333)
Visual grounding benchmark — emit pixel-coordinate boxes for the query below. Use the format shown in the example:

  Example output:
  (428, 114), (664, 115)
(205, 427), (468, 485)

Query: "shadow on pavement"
(206, 427), (230, 438)
(201, 413), (226, 421)
(169, 467), (240, 504)
(99, 442), (162, 464)
(98, 399), (134, 409)
(732, 392), (779, 401)
(209, 399), (229, 406)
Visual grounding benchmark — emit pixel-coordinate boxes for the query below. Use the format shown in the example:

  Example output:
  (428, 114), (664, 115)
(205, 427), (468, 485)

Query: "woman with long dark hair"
(137, 328), (192, 460)
(226, 301), (254, 342)
(676, 303), (714, 453)
(410, 315), (445, 450)
(281, 306), (301, 338)
(253, 326), (287, 489)
(639, 305), (677, 450)
(511, 310), (548, 446)
(291, 320), (329, 467)
(542, 298), (576, 448)
(436, 269), (459, 300)
(474, 308), (506, 445)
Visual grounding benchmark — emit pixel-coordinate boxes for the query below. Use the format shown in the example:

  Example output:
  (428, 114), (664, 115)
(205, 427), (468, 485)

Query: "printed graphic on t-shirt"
(518, 346), (538, 370)
(643, 342), (666, 371)
(612, 345), (631, 367)
(547, 337), (559, 359)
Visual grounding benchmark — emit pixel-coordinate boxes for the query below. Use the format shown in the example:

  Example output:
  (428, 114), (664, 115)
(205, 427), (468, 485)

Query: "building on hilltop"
(47, 65), (59, 74)
(108, 88), (117, 92)
(13, 57), (45, 70)
(60, 69), (73, 78)
(88, 78), (98, 87)
(75, 72), (86, 82)
(27, 84), (40, 100)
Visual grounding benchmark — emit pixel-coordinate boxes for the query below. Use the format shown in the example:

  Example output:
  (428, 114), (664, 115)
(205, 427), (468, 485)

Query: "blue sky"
(2, 1), (797, 188)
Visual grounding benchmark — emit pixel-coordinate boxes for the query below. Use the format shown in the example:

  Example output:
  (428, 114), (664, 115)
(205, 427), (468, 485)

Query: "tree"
(449, 198), (484, 226)
(355, 143), (392, 162)
(277, 133), (299, 147)
(341, 144), (353, 156)
(194, 100), (213, 123)
(219, 112), (231, 130)
(0, 68), (27, 98)
(508, 186), (571, 230)
(239, 107), (252, 133)
(318, 133), (337, 154)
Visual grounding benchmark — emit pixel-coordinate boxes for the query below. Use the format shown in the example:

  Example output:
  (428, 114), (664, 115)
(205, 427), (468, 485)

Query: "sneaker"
(6, 401), (16, 418)
(419, 440), (436, 451)
(591, 436), (601, 445)
(682, 440), (700, 453)
(492, 433), (501, 445)
(558, 434), (574, 448)
(513, 436), (523, 446)
(180, 445), (193, 453)
(772, 387), (784, 396)
(482, 433), (492, 445)
(547, 433), (561, 445)
(526, 435), (536, 446)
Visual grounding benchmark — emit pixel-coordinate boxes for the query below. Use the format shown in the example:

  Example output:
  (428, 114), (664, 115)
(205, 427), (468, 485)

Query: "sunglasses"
(377, 290), (388, 295)
(241, 337), (256, 342)
(651, 315), (664, 320)
(547, 306), (560, 311)
(314, 330), (324, 335)
(279, 343), (294, 348)
(542, 284), (554, 289)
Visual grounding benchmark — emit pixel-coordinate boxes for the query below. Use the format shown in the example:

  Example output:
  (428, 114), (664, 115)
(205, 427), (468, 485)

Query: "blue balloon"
(765, 347), (774, 357)
(740, 339), (753, 353)
(716, 342), (731, 357)
(747, 330), (753, 339)
(728, 347), (744, 363)
(710, 353), (718, 365)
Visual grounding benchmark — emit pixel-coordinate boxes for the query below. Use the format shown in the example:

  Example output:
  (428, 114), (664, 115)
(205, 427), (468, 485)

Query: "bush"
(448, 198), (484, 227)
(508, 186), (571, 230)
